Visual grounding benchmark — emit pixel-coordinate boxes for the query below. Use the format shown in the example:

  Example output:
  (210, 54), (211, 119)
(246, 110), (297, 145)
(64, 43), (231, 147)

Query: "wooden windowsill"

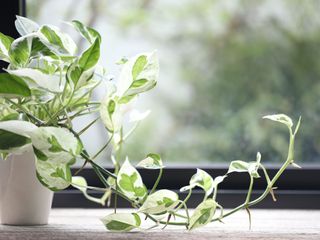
(0, 209), (319, 240)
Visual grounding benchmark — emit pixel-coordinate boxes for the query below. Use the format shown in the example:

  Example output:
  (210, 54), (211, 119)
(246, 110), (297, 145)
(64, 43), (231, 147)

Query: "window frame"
(1, 0), (319, 209)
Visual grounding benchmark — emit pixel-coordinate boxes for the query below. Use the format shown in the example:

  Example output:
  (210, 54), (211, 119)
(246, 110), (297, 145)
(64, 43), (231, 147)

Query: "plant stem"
(211, 130), (296, 223)
(146, 214), (187, 226)
(80, 152), (117, 179)
(175, 188), (192, 212)
(213, 186), (218, 201)
(5, 98), (44, 125)
(123, 122), (140, 141)
(78, 117), (100, 136)
(245, 175), (254, 204)
(150, 168), (163, 194)
(259, 163), (276, 201)
(92, 133), (114, 160)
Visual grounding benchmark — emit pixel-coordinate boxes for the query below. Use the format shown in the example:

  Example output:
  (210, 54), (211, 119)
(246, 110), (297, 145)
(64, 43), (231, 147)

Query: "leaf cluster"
(0, 16), (302, 232)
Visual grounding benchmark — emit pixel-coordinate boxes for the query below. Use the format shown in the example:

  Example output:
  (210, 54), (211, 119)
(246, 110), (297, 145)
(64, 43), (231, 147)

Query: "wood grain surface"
(1, 209), (319, 240)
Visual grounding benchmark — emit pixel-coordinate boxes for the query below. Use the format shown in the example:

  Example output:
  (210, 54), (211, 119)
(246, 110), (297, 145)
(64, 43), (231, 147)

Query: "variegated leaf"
(189, 199), (217, 230)
(136, 153), (163, 169)
(138, 189), (179, 215)
(117, 51), (159, 98)
(117, 158), (147, 202)
(101, 213), (141, 232)
(180, 169), (216, 197)
(29, 127), (81, 191)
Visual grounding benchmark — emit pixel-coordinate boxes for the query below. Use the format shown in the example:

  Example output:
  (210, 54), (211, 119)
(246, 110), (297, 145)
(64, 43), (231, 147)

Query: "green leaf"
(180, 169), (214, 198)
(39, 25), (76, 55)
(9, 35), (32, 67)
(132, 55), (147, 80)
(15, 16), (39, 36)
(138, 189), (179, 214)
(0, 73), (31, 97)
(189, 199), (217, 230)
(108, 100), (116, 115)
(0, 32), (14, 62)
(33, 147), (48, 161)
(0, 104), (19, 121)
(30, 36), (57, 58)
(263, 114), (293, 129)
(71, 20), (101, 44)
(101, 213), (141, 232)
(7, 68), (62, 92)
(71, 176), (108, 205)
(117, 158), (147, 201)
(0, 130), (30, 152)
(137, 153), (164, 169)
(0, 120), (36, 154)
(29, 127), (80, 191)
(66, 62), (94, 90)
(79, 38), (100, 71)
(118, 94), (136, 104)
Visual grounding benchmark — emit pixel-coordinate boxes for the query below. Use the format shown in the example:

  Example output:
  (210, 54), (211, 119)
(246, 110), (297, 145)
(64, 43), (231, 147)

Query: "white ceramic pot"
(0, 148), (53, 225)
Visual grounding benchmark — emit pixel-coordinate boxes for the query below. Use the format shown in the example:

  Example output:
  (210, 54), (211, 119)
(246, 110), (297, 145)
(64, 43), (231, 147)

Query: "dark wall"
(0, 0), (25, 71)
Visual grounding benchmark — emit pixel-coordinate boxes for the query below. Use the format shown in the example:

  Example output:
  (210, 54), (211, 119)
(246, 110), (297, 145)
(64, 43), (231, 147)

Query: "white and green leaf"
(138, 189), (179, 215)
(71, 176), (108, 205)
(100, 93), (126, 133)
(71, 20), (101, 44)
(15, 16), (39, 36)
(0, 130), (31, 153)
(39, 25), (77, 55)
(0, 120), (37, 137)
(228, 152), (261, 178)
(0, 32), (14, 62)
(7, 68), (62, 92)
(180, 169), (214, 198)
(262, 114), (293, 129)
(188, 199), (217, 230)
(117, 158), (147, 201)
(9, 34), (33, 67)
(136, 153), (164, 169)
(117, 51), (159, 98)
(101, 213), (141, 232)
(29, 127), (81, 191)
(227, 160), (250, 174)
(66, 61), (94, 90)
(0, 120), (35, 154)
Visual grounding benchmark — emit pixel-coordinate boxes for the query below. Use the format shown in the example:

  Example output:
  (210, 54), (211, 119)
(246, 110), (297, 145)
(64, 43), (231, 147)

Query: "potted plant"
(0, 16), (301, 231)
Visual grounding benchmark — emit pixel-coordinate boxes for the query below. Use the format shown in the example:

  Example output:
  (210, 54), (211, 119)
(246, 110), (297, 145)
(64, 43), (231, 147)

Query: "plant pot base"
(0, 149), (53, 226)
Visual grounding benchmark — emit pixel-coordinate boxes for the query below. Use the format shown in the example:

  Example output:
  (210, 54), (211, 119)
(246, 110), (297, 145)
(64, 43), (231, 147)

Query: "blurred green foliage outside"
(28, 0), (320, 164)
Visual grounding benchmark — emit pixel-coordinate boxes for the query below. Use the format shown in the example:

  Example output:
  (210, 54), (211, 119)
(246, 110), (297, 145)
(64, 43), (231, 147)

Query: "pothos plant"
(0, 16), (302, 231)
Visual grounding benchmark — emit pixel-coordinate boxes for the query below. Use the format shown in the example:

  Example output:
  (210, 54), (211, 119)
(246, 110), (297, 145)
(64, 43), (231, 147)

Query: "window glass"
(27, 0), (319, 165)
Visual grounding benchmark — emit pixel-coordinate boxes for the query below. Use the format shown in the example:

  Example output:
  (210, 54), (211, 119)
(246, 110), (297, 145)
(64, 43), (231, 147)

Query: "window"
(26, 0), (320, 165)
(2, 0), (320, 208)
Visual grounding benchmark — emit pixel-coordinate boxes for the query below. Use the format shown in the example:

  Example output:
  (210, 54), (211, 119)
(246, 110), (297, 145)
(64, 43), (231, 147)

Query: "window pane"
(27, 0), (319, 165)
